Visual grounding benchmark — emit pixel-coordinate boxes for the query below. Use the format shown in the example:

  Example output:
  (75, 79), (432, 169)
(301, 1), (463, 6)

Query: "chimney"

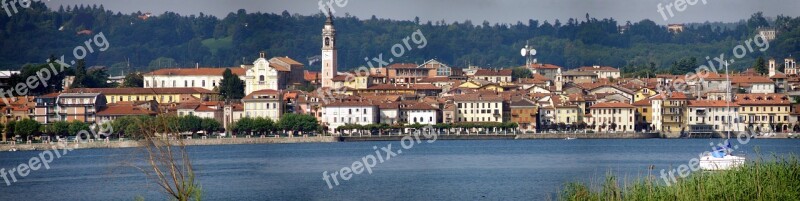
(593, 65), (600, 69)
(259, 51), (266, 59)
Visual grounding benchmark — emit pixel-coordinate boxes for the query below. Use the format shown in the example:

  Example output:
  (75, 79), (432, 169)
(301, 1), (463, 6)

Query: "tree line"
(1, 2), (799, 75)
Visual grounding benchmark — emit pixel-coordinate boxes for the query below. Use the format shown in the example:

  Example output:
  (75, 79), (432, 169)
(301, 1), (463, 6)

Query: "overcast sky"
(45, 0), (800, 24)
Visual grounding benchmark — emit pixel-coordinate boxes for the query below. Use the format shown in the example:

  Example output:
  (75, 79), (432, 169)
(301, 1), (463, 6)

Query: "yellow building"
(64, 88), (218, 104)
(634, 87), (657, 102)
(736, 93), (793, 132)
(632, 99), (652, 131)
(554, 105), (581, 125)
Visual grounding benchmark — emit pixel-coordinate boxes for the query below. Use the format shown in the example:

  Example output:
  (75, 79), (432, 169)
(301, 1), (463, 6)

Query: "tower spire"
(325, 8), (334, 25)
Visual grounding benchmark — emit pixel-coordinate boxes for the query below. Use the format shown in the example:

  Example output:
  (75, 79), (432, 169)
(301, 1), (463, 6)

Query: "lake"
(0, 139), (798, 200)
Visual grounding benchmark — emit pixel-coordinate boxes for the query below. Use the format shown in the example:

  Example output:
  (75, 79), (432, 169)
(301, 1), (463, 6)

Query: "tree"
(754, 56), (767, 75)
(219, 68), (245, 100)
(278, 114), (319, 135)
(15, 119), (41, 141)
(5, 121), (15, 141)
(200, 118), (222, 136)
(511, 67), (532, 81)
(233, 117), (255, 136)
(49, 121), (70, 137)
(68, 120), (90, 137)
(122, 72), (144, 87)
(178, 115), (203, 135)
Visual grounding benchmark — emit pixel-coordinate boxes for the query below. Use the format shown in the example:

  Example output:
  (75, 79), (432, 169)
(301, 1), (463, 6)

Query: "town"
(0, 14), (797, 145)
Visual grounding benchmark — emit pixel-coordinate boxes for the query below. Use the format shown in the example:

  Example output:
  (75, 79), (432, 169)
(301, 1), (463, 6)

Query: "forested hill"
(2, 2), (800, 76)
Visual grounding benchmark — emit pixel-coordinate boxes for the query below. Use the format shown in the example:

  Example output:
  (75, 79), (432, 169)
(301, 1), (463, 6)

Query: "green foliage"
(511, 67), (532, 81)
(70, 59), (110, 88)
(754, 56), (767, 75)
(122, 72), (144, 87)
(219, 68), (245, 100)
(67, 120), (90, 136)
(178, 115), (203, 134)
(5, 121), (15, 138)
(2, 4), (799, 75)
(15, 119), (41, 140)
(200, 118), (222, 135)
(559, 155), (800, 201)
(49, 121), (70, 136)
(278, 114), (319, 133)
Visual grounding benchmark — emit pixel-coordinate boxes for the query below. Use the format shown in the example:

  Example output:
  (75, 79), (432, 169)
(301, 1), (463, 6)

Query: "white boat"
(564, 137), (576, 140)
(699, 151), (745, 170)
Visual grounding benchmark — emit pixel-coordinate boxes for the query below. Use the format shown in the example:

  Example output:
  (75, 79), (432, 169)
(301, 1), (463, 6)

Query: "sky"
(44, 0), (800, 25)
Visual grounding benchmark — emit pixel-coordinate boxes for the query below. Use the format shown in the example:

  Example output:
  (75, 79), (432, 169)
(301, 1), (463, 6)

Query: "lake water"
(0, 139), (798, 200)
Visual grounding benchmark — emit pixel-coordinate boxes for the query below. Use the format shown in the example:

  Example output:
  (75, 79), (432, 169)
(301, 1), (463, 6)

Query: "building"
(736, 93), (792, 132)
(453, 94), (504, 123)
(96, 101), (158, 125)
(55, 93), (107, 125)
(242, 89), (284, 121)
(686, 100), (743, 136)
(65, 87), (217, 104)
(651, 92), (688, 135)
(632, 99), (652, 131)
(244, 52), (303, 95)
(757, 27), (777, 42)
(667, 24), (684, 33)
(473, 69), (512, 84)
(575, 65), (621, 79)
(322, 102), (379, 133)
(401, 102), (438, 125)
(144, 67), (246, 91)
(510, 98), (538, 132)
(562, 70), (598, 84)
(321, 11), (338, 89)
(784, 58), (797, 76)
(587, 102), (635, 132)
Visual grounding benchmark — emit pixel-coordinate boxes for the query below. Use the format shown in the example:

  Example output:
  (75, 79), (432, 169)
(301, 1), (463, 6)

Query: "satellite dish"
(530, 48), (537, 56)
(520, 48), (528, 57)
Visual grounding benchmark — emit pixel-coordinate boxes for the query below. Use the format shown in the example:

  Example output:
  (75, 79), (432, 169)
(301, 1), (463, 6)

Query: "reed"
(559, 155), (800, 201)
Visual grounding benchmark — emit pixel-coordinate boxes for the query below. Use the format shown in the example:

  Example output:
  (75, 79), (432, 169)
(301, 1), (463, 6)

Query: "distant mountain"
(2, 2), (800, 75)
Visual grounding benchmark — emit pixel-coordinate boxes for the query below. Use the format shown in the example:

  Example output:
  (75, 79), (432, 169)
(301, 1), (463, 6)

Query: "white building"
(687, 100), (743, 134)
(576, 65), (621, 79)
(242, 89), (283, 121)
(378, 103), (400, 125)
(587, 102), (635, 132)
(322, 102), (379, 133)
(144, 68), (246, 91)
(401, 103), (439, 125)
(453, 94), (504, 122)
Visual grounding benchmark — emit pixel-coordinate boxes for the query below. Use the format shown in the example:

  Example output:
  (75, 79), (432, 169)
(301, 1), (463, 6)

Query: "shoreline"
(0, 132), (794, 152)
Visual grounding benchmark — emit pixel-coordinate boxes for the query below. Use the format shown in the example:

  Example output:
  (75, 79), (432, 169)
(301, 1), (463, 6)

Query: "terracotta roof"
(452, 93), (504, 102)
(688, 100), (740, 107)
(269, 63), (290, 72)
(367, 84), (440, 90)
(387, 63), (418, 69)
(474, 69), (512, 76)
(243, 89), (281, 100)
(400, 102), (438, 110)
(271, 57), (303, 66)
(304, 71), (320, 81)
(524, 63), (562, 69)
(418, 77), (451, 83)
(97, 105), (157, 116)
(145, 68), (245, 76)
(735, 93), (791, 105)
(632, 99), (651, 106)
(589, 102), (635, 108)
(331, 75), (349, 82)
(576, 66), (620, 72)
(65, 87), (215, 95)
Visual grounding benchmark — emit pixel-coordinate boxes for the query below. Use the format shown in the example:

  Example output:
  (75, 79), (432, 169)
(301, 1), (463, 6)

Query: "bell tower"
(321, 10), (337, 89)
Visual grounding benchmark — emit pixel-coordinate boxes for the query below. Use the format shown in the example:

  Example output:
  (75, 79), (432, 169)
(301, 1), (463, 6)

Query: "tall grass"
(559, 155), (800, 201)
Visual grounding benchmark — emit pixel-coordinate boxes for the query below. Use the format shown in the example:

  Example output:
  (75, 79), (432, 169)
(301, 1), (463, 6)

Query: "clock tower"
(321, 11), (337, 89)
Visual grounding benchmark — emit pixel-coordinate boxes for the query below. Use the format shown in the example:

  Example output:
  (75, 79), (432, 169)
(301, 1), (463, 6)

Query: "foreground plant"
(560, 155), (800, 201)
(134, 115), (203, 201)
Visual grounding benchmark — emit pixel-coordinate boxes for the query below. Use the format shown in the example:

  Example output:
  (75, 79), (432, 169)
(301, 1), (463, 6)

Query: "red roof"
(590, 102), (635, 108)
(474, 69), (512, 76)
(145, 68), (245, 76)
(688, 100), (740, 107)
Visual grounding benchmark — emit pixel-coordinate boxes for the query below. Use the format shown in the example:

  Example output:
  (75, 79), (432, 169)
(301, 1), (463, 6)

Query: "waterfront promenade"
(0, 132), (663, 151)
